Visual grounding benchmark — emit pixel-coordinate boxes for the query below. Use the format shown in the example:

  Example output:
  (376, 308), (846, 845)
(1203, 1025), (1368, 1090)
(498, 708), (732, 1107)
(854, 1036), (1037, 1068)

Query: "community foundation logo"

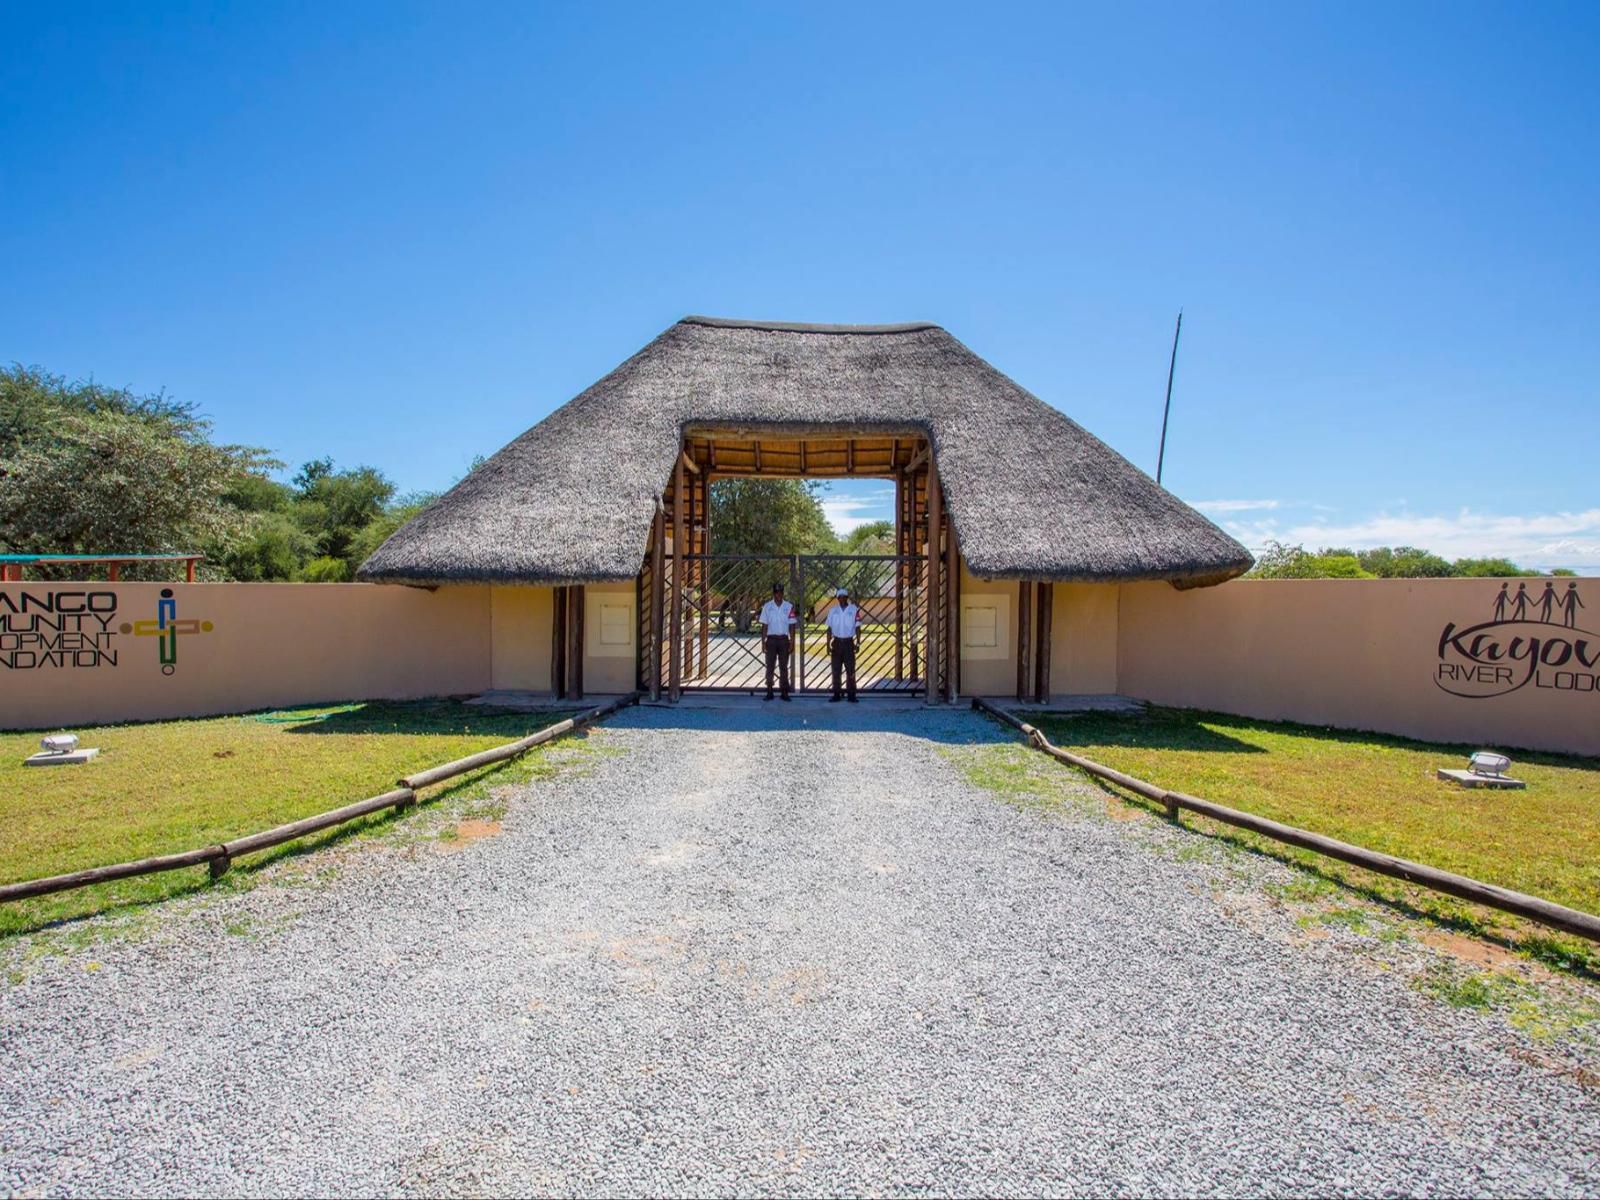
(1435, 582), (1595, 699)
(0, 589), (120, 669)
(119, 588), (215, 675)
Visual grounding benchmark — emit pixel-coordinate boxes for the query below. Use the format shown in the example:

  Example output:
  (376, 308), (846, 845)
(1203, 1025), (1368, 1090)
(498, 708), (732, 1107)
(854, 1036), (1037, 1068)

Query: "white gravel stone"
(1, 703), (1596, 1197)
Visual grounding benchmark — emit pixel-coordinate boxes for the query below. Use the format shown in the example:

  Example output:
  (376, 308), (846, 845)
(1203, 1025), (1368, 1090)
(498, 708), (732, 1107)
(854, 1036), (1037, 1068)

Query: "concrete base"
(466, 690), (589, 712)
(24, 747), (100, 766)
(1002, 694), (1147, 715)
(1437, 768), (1526, 790)
(641, 692), (930, 712)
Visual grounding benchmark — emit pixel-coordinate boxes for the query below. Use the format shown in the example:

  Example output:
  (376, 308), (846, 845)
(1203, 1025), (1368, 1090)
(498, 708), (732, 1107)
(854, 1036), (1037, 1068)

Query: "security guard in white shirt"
(758, 582), (797, 701)
(826, 586), (861, 702)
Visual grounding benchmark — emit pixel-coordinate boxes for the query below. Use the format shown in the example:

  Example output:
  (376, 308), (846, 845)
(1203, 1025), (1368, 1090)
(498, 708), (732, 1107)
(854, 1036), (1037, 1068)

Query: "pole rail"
(971, 697), (1600, 944)
(0, 694), (640, 905)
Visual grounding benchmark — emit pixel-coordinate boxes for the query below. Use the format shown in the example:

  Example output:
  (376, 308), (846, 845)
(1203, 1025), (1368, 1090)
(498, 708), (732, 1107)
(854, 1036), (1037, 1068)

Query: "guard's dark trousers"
(830, 637), (857, 700)
(764, 634), (792, 698)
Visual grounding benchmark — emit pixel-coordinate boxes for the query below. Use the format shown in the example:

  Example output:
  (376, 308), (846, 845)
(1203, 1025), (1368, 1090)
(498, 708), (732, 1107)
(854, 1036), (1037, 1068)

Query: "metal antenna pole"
(1156, 310), (1182, 487)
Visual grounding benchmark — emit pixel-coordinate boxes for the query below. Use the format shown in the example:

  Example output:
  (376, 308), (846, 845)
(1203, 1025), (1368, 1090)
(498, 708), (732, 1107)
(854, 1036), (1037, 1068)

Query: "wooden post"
(647, 503), (664, 701)
(108, 562), (121, 582)
(1034, 582), (1053, 704)
(698, 470), (710, 681)
(551, 586), (568, 699)
(945, 509), (959, 703)
(186, 558), (197, 583)
(894, 472), (905, 681)
(571, 585), (585, 700)
(669, 460), (684, 701)
(925, 461), (942, 706)
(680, 471), (694, 681)
(1016, 580), (1031, 701)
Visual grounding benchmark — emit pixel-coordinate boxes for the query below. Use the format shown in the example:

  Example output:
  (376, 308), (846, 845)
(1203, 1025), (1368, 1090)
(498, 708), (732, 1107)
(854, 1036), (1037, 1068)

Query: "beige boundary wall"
(5, 575), (1595, 756)
(1, 583), (495, 731)
(1116, 578), (1600, 757)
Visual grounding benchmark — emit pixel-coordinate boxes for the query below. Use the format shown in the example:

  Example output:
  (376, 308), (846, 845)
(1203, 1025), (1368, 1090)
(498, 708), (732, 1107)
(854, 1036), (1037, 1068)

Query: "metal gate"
(652, 554), (933, 695)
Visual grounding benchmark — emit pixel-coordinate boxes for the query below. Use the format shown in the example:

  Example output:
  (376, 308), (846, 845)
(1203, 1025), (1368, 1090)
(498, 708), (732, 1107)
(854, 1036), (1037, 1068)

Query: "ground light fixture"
(1437, 748), (1524, 790)
(1469, 750), (1513, 778)
(23, 732), (100, 766)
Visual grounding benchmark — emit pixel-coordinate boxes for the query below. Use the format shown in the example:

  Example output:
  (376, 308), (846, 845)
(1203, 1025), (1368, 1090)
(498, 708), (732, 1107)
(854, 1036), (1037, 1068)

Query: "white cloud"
(1222, 507), (1600, 571)
(819, 490), (895, 536)
(1190, 498), (1280, 513)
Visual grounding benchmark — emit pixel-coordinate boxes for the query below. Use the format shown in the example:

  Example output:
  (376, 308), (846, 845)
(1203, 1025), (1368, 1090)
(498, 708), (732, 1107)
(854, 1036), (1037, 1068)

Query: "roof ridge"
(679, 315), (940, 335)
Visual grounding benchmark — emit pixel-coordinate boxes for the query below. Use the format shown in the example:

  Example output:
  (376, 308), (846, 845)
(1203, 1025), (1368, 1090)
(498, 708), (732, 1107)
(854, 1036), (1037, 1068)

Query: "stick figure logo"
(1436, 582), (1595, 699)
(118, 587), (215, 675)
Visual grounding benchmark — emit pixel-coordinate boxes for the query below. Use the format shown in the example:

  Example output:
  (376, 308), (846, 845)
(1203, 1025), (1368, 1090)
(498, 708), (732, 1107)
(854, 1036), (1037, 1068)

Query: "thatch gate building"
(359, 317), (1251, 701)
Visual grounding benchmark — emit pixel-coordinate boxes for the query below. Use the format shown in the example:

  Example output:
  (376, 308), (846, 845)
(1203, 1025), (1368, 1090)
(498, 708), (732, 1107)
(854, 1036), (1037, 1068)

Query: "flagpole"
(1156, 310), (1182, 487)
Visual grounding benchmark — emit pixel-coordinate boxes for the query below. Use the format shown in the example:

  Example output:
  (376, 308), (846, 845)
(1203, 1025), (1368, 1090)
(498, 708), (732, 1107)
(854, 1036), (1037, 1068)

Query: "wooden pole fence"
(0, 693), (640, 905)
(971, 697), (1600, 944)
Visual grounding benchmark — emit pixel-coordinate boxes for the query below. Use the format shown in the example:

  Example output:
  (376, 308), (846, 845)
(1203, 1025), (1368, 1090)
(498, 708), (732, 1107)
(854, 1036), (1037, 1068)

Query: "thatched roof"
(359, 317), (1252, 588)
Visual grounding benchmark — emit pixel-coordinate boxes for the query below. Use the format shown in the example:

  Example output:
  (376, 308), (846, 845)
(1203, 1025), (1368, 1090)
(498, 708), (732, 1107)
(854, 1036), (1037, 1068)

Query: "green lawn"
(1, 699), (572, 937)
(1032, 708), (1600, 926)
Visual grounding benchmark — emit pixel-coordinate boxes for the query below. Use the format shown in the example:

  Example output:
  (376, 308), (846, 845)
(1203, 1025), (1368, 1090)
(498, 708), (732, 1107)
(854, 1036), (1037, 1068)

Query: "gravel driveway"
(2, 703), (1596, 1197)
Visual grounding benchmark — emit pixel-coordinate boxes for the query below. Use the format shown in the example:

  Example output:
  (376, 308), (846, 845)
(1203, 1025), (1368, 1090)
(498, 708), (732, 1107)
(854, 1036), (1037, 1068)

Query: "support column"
(945, 509), (959, 703)
(924, 461), (942, 706)
(551, 585), (568, 698)
(894, 471), (905, 681)
(669, 460), (685, 702)
(698, 470), (710, 681)
(569, 584), (585, 700)
(1016, 580), (1031, 701)
(1034, 581), (1053, 704)
(649, 501), (664, 702)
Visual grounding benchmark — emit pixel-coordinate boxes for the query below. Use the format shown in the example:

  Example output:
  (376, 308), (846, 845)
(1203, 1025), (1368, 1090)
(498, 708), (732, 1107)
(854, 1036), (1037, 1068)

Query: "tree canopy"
(708, 479), (839, 556)
(0, 365), (274, 578)
(1, 363), (436, 582)
(1249, 541), (1549, 579)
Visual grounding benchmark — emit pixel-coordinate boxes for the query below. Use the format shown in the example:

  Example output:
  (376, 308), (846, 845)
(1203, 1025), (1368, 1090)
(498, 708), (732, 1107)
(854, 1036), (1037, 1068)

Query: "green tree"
(0, 364), (272, 577)
(1357, 545), (1454, 578)
(291, 459), (396, 568)
(219, 512), (317, 581)
(709, 479), (839, 555)
(1248, 542), (1373, 579)
(843, 519), (895, 555)
(300, 555), (354, 582)
(1451, 557), (1539, 578)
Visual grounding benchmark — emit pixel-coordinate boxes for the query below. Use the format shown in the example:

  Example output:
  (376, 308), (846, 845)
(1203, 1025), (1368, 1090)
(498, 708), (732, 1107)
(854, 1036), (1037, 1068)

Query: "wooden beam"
(1034, 582), (1053, 703)
(925, 463), (942, 706)
(669, 460), (685, 701)
(1016, 580), (1031, 701)
(574, 585), (585, 699)
(683, 471), (698, 678)
(753, 441), (762, 472)
(894, 471), (905, 681)
(649, 500), (664, 701)
(698, 470), (710, 680)
(566, 585), (584, 701)
(678, 449), (701, 475)
(904, 444), (930, 475)
(945, 508), (960, 702)
(551, 585), (567, 698)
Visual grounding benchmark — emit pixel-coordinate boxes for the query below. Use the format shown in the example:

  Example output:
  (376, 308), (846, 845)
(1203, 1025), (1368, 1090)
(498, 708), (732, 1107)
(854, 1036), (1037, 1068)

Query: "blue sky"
(3, 3), (1597, 567)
